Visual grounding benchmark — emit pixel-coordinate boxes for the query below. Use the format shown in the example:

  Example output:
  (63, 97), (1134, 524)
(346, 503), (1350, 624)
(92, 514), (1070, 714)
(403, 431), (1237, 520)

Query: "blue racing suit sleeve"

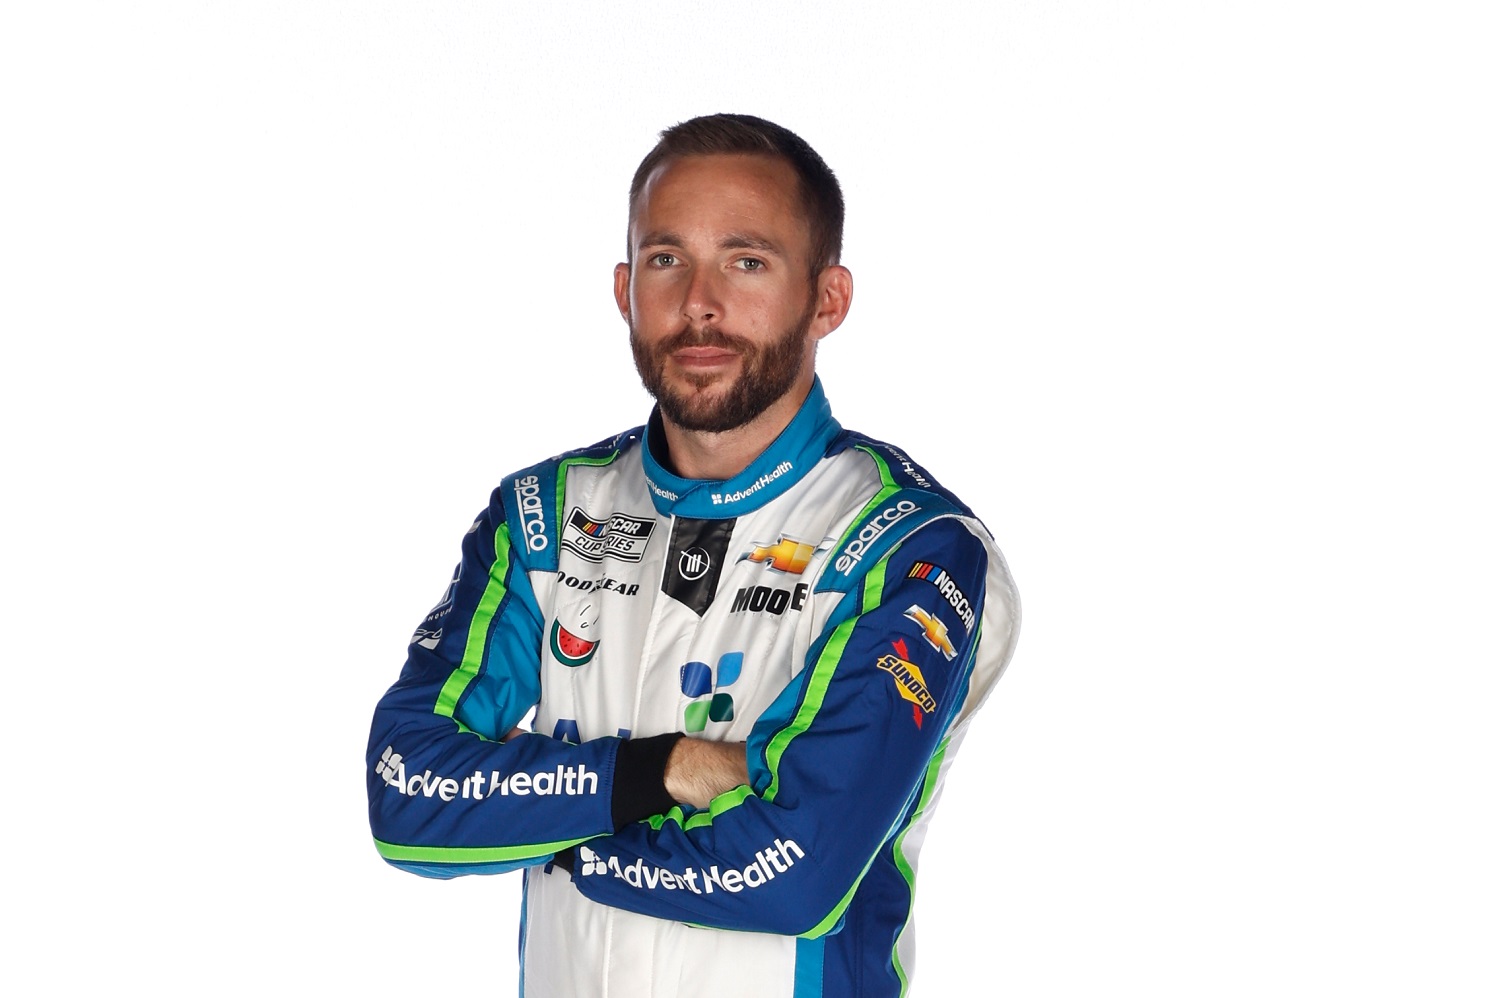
(365, 480), (675, 879)
(566, 517), (1001, 935)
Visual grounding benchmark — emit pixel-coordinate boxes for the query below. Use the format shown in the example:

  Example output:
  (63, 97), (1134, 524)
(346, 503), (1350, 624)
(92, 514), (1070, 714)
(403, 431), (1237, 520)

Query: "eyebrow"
(636, 231), (785, 256)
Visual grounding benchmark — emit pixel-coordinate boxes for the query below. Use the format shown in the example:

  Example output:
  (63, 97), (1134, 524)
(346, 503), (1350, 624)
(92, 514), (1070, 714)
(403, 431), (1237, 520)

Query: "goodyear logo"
(877, 638), (938, 729)
(903, 604), (957, 660)
(740, 535), (817, 574)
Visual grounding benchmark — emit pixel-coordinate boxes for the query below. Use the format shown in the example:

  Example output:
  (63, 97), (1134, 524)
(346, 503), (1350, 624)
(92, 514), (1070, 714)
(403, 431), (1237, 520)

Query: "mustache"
(656, 325), (750, 354)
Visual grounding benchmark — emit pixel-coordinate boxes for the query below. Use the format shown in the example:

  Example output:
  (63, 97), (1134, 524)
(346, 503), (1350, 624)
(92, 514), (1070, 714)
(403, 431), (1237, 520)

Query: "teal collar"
(640, 377), (843, 519)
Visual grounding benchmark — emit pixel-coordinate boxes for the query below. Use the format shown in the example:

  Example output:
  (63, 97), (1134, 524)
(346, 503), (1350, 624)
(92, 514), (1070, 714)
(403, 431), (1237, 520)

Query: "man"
(366, 113), (1021, 997)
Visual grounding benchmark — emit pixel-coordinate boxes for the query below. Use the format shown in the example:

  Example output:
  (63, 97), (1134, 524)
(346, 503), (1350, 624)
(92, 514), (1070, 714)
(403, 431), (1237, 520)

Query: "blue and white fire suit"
(366, 378), (1020, 997)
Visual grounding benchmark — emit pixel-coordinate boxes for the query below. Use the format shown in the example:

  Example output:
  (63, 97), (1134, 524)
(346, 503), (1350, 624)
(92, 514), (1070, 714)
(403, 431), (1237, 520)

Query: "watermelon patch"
(550, 620), (598, 667)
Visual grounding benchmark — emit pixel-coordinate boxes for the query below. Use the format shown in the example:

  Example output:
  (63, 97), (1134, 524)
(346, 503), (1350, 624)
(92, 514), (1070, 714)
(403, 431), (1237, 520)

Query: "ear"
(613, 262), (632, 323)
(808, 265), (853, 342)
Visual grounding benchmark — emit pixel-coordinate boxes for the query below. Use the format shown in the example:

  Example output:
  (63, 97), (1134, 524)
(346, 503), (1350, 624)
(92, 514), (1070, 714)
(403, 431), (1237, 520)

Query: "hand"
(663, 738), (749, 810)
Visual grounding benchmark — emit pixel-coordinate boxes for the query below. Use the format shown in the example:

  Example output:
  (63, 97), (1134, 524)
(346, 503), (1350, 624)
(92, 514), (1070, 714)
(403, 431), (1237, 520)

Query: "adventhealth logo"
(710, 461), (793, 506)
(578, 845), (610, 876)
(680, 652), (743, 732)
(375, 746), (599, 801)
(576, 838), (805, 894)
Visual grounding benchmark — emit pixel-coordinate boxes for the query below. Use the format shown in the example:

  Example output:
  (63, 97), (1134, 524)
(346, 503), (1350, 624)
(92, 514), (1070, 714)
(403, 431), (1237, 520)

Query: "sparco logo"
(561, 507), (656, 563)
(576, 838), (805, 894)
(711, 461), (793, 506)
(835, 499), (919, 575)
(513, 475), (548, 552)
(375, 746), (599, 801)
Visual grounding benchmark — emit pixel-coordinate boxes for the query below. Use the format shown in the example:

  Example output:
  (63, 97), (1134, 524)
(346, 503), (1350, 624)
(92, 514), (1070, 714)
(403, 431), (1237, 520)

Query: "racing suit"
(366, 378), (1020, 997)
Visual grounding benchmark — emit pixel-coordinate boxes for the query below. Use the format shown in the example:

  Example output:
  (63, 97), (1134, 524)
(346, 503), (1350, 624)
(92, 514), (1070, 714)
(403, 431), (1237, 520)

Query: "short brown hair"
(627, 113), (845, 276)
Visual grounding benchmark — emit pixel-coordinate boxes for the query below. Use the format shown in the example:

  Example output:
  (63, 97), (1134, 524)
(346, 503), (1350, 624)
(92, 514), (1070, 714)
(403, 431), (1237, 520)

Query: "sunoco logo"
(560, 507), (656, 563)
(834, 499), (919, 575)
(877, 638), (938, 728)
(513, 475), (548, 552)
(375, 746), (598, 801)
(576, 838), (805, 894)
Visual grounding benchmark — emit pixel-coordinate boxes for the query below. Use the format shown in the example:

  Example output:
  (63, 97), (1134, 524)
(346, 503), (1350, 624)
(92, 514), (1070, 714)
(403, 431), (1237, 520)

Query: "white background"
(4, 2), (1496, 995)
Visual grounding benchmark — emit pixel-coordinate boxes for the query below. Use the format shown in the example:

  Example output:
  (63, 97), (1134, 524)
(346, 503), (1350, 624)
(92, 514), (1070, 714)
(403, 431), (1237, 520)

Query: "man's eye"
(736, 258), (764, 271)
(650, 253), (677, 267)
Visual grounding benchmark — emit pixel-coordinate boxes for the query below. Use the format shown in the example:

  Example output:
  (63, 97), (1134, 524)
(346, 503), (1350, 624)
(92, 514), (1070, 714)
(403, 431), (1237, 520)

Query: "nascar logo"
(907, 561), (976, 633)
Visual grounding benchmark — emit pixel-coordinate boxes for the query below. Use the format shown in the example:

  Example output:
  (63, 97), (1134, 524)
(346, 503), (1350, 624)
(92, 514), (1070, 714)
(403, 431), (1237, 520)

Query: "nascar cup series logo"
(560, 507), (656, 563)
(513, 475), (548, 552)
(834, 499), (920, 575)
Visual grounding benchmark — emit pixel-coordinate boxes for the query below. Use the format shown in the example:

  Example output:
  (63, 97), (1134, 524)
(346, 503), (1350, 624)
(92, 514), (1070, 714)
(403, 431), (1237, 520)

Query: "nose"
(681, 265), (724, 325)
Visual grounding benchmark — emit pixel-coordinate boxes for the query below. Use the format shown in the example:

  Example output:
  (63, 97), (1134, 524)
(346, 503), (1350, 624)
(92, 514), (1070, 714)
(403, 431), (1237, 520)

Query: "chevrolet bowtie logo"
(742, 536), (817, 575)
(904, 605), (957, 661)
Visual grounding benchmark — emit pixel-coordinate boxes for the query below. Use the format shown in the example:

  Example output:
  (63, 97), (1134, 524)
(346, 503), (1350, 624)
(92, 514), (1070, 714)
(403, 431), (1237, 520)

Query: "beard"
(631, 298), (816, 434)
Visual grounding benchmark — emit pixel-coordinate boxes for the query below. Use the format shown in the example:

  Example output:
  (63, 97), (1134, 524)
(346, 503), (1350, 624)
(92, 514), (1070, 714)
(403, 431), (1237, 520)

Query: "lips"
(672, 346), (741, 368)
(660, 326), (747, 370)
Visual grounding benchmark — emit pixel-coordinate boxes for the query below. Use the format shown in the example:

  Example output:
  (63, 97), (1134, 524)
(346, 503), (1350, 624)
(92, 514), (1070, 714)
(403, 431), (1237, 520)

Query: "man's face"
(617, 154), (824, 434)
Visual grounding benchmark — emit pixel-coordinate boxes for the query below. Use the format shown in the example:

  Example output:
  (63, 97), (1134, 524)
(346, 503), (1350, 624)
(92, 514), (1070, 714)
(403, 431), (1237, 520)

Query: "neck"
(658, 380), (812, 481)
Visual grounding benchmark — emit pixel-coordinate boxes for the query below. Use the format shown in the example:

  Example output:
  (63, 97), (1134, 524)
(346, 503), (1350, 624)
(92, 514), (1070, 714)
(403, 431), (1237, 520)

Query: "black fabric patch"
(661, 517), (736, 616)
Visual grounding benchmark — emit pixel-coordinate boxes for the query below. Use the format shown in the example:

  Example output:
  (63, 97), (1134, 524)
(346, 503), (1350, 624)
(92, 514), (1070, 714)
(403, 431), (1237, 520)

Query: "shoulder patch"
(814, 488), (963, 594)
(500, 426), (644, 574)
(835, 432), (976, 515)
